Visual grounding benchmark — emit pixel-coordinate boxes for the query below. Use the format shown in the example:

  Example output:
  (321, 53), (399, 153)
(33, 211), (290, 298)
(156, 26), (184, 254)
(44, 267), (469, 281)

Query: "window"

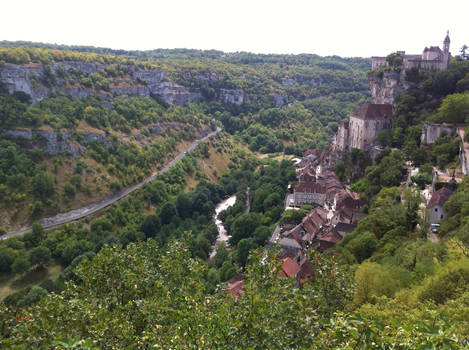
(441, 214), (444, 219)
(435, 208), (438, 212)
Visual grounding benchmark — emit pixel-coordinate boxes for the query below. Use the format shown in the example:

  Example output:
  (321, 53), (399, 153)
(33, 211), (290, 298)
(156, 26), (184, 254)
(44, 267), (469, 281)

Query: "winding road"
(1, 127), (221, 240)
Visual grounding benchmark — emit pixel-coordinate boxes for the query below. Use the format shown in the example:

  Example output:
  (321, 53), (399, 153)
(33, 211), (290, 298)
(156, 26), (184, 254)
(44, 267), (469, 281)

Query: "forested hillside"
(0, 44), (369, 230)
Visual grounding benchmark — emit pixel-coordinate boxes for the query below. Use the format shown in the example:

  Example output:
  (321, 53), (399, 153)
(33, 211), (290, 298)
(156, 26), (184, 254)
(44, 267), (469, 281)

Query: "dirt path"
(1, 127), (221, 240)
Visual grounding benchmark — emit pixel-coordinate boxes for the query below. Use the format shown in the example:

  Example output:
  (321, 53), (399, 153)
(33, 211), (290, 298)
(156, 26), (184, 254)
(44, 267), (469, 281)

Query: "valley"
(1, 36), (469, 348)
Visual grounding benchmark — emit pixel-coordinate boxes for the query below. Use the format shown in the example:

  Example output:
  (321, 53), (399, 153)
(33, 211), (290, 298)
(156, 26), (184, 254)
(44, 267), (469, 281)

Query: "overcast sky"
(1, 0), (467, 57)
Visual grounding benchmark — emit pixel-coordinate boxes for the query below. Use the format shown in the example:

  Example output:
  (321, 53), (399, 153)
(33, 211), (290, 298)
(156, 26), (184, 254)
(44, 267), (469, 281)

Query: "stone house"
(293, 182), (326, 206)
(420, 122), (459, 145)
(426, 187), (453, 224)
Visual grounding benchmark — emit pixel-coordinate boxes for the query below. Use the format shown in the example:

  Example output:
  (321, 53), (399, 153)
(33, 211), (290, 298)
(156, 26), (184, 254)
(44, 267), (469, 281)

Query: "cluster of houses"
(271, 150), (367, 261)
(224, 153), (459, 300)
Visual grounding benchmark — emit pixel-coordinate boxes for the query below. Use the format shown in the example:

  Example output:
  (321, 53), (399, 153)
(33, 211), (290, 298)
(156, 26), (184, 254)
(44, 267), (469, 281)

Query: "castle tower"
(443, 31), (451, 68)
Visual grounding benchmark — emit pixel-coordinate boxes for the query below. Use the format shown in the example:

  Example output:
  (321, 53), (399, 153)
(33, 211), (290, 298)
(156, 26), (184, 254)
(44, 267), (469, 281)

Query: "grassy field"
(0, 264), (63, 300)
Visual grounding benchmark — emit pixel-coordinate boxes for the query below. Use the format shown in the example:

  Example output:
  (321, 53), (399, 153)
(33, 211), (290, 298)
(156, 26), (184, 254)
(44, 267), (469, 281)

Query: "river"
(210, 194), (236, 258)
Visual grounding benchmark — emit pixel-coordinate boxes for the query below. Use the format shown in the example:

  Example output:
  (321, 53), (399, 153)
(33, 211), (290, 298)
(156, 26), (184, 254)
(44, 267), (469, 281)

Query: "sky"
(1, 0), (468, 57)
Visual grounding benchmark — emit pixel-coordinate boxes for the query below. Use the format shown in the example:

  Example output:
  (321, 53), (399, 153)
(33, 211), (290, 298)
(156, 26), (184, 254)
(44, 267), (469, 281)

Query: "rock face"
(368, 71), (412, 105)
(0, 63), (48, 104)
(0, 62), (231, 107)
(51, 61), (104, 75)
(5, 122), (214, 156)
(273, 94), (287, 108)
(5, 129), (84, 155)
(218, 89), (244, 105)
(281, 78), (297, 86)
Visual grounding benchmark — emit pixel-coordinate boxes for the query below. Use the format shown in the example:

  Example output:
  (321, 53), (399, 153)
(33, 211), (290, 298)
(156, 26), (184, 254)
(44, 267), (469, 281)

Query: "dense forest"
(1, 42), (469, 348)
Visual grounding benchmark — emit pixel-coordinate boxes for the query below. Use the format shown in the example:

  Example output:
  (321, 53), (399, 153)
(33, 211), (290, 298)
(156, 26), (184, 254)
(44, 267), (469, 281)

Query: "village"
(226, 31), (469, 294)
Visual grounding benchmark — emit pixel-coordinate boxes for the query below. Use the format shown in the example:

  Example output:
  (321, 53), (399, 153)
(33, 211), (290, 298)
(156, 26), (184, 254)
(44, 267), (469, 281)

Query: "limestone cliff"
(4, 122), (215, 156)
(368, 71), (412, 105)
(218, 89), (244, 105)
(0, 62), (242, 106)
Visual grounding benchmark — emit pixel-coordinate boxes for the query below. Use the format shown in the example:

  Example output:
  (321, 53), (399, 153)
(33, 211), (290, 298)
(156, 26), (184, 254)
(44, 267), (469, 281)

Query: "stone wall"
(420, 122), (458, 145)
(336, 116), (392, 152)
(293, 191), (326, 206)
(334, 120), (349, 151)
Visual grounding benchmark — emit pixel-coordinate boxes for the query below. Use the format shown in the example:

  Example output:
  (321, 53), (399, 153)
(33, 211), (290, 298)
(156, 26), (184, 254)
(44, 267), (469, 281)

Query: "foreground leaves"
(0, 239), (463, 349)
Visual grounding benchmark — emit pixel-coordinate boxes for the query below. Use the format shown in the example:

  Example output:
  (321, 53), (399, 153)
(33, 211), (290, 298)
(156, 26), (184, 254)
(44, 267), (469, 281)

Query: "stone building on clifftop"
(333, 33), (451, 153)
(371, 32), (451, 71)
(333, 104), (393, 152)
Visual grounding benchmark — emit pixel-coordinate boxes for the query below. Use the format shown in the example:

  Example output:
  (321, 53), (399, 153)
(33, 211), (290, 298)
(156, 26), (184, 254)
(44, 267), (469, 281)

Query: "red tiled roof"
(310, 212), (325, 227)
(319, 228), (342, 244)
(301, 209), (326, 234)
(280, 257), (301, 278)
(301, 217), (317, 235)
(351, 104), (393, 120)
(226, 280), (245, 300)
(304, 149), (319, 156)
(227, 274), (246, 285)
(298, 260), (314, 283)
(427, 187), (453, 209)
(299, 171), (316, 182)
(294, 182), (325, 194)
(315, 207), (328, 220)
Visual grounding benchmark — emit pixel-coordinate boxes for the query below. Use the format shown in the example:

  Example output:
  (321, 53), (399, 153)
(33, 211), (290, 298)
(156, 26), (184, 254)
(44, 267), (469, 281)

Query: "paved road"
(1, 127), (221, 240)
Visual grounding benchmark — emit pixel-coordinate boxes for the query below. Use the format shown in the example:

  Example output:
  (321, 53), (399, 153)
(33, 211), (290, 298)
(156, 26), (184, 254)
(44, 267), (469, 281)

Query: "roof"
(227, 274), (246, 285)
(335, 222), (357, 236)
(351, 104), (393, 121)
(304, 149), (319, 156)
(299, 171), (316, 182)
(280, 257), (301, 278)
(298, 260), (314, 283)
(294, 182), (325, 194)
(427, 187), (453, 208)
(301, 209), (327, 234)
(318, 228), (342, 244)
(279, 237), (302, 250)
(226, 280), (245, 300)
(444, 31), (450, 43)
(424, 46), (443, 53)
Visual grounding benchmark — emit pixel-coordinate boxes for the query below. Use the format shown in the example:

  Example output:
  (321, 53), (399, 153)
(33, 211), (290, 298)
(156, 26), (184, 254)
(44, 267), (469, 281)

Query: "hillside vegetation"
(0, 44), (370, 230)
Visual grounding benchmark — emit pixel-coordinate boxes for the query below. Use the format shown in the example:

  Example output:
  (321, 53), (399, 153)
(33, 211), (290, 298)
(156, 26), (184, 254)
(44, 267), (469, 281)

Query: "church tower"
(443, 31), (451, 69)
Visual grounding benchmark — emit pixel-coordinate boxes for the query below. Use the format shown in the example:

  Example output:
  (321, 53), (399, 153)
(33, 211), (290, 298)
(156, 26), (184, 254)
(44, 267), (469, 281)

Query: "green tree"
(160, 202), (177, 225)
(11, 255), (30, 274)
(212, 242), (229, 268)
(0, 247), (16, 273)
(176, 193), (192, 219)
(219, 260), (236, 281)
(31, 221), (45, 246)
(32, 171), (55, 199)
(436, 93), (469, 123)
(29, 246), (51, 267)
(236, 238), (254, 268)
(63, 181), (76, 197)
(229, 213), (261, 246)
